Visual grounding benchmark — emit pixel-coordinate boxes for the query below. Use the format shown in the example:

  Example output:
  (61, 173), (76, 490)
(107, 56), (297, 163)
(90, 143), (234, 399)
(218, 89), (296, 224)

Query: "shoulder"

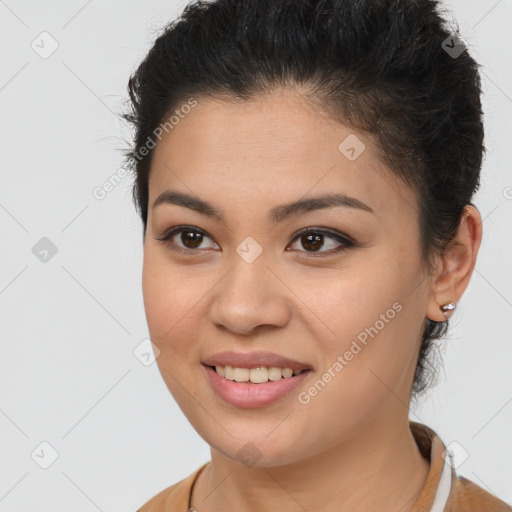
(447, 474), (512, 512)
(408, 421), (511, 512)
(136, 463), (209, 512)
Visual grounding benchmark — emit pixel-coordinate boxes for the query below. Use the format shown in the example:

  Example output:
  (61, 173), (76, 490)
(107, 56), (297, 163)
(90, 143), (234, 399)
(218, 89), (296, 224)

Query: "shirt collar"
(410, 420), (453, 512)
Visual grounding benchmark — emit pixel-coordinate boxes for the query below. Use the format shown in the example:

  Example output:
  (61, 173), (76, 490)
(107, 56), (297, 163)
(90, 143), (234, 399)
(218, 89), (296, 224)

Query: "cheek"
(142, 256), (171, 341)
(142, 243), (193, 328)
(142, 249), (202, 358)
(142, 254), (205, 407)
(306, 259), (420, 395)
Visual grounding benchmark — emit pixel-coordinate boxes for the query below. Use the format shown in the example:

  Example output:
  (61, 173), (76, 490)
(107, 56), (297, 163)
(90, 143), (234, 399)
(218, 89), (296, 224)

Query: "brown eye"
(156, 226), (219, 252)
(180, 230), (204, 249)
(288, 228), (354, 255)
(300, 233), (324, 252)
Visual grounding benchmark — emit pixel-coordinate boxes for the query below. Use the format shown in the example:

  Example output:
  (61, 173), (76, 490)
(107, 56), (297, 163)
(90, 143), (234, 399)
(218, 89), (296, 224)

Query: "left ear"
(426, 205), (483, 322)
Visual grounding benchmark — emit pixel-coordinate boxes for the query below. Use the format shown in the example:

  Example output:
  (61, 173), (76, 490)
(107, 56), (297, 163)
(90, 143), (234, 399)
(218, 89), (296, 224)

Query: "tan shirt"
(137, 421), (512, 511)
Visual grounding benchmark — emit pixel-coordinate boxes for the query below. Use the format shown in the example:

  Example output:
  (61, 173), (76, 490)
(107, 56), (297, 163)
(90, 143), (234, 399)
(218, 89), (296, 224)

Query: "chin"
(198, 425), (310, 468)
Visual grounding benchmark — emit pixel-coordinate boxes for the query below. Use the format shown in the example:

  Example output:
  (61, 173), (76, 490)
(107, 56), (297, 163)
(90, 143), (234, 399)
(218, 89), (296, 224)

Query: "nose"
(208, 254), (291, 336)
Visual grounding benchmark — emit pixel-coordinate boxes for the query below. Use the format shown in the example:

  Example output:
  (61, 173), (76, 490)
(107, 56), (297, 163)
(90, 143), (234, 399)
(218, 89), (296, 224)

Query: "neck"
(190, 415), (430, 512)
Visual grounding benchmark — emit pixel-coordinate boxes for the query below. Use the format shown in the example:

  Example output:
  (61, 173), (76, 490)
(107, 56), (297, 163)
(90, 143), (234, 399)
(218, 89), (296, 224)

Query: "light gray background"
(0, 0), (510, 510)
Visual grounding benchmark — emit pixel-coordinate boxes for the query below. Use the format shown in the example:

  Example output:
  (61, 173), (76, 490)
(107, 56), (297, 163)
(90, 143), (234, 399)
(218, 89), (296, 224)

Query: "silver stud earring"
(440, 302), (456, 319)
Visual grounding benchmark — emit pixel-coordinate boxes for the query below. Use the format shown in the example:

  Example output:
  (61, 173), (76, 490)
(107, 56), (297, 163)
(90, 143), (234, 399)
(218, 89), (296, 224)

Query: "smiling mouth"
(207, 365), (310, 384)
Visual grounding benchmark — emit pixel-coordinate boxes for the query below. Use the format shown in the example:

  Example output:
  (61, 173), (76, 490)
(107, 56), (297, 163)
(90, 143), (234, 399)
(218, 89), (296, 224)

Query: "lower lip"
(203, 365), (311, 408)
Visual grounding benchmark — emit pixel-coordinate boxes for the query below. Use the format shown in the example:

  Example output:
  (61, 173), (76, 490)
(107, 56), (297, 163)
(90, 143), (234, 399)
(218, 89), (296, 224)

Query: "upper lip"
(202, 351), (312, 371)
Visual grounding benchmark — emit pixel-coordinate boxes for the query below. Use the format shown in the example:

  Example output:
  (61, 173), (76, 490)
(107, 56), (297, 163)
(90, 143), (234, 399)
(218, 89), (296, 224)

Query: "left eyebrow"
(152, 190), (375, 223)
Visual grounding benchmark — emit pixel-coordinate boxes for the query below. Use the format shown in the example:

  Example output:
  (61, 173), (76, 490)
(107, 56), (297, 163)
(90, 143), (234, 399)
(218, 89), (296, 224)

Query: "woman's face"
(142, 88), (432, 467)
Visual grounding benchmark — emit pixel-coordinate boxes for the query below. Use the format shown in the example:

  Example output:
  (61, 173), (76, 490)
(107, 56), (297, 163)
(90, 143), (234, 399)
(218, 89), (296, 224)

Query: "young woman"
(121, 0), (512, 510)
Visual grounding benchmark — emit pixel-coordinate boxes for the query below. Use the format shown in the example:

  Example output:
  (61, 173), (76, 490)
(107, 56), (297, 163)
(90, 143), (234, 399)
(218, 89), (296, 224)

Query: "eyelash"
(155, 225), (355, 257)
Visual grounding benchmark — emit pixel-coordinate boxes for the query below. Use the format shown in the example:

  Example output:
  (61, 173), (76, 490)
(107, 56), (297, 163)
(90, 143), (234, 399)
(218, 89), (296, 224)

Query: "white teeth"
(250, 367), (268, 383)
(224, 365), (234, 380)
(213, 365), (304, 383)
(233, 367), (250, 382)
(268, 367), (283, 381)
(282, 368), (293, 378)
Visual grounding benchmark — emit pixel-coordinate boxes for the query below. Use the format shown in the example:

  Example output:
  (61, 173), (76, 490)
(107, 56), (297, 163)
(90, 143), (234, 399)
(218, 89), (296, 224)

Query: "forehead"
(153, 89), (355, 166)
(148, 89), (418, 221)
